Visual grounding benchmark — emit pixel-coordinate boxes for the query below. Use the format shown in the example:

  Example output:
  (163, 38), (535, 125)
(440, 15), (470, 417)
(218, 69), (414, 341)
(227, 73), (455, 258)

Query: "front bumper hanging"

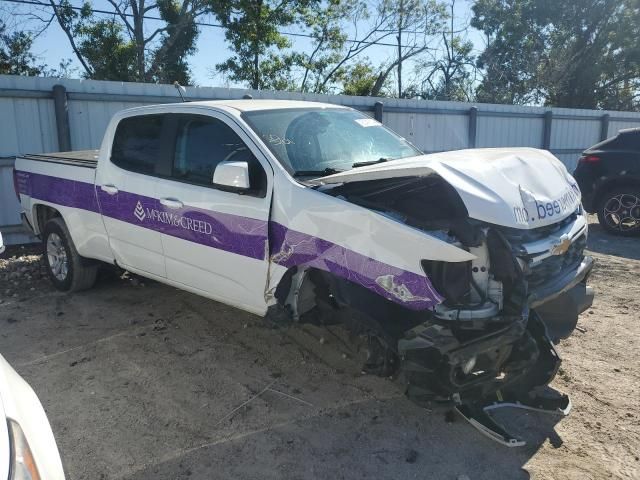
(399, 255), (594, 447)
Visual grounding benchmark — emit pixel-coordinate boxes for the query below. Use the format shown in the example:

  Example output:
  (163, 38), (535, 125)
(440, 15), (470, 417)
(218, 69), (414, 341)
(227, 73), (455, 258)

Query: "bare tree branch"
(46, 0), (93, 75)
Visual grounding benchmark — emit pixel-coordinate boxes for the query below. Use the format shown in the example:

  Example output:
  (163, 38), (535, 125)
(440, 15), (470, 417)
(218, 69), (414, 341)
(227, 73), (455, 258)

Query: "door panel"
(157, 113), (272, 312)
(159, 193), (269, 310)
(95, 114), (168, 277)
(96, 170), (166, 277)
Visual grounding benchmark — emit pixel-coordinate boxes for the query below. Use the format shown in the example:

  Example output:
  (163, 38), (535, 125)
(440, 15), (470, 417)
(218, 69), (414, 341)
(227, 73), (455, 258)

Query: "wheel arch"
(271, 264), (427, 333)
(31, 203), (62, 236)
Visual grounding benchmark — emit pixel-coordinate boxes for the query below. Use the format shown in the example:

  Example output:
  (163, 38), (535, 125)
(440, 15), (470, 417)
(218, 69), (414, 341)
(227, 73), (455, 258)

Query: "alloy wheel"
(47, 233), (69, 281)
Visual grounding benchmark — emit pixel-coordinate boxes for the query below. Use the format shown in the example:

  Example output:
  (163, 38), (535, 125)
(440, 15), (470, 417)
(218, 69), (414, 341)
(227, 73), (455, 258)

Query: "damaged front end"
(291, 172), (594, 446)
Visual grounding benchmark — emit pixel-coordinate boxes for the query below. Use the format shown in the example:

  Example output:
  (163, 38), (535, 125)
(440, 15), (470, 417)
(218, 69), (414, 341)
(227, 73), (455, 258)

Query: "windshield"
(242, 108), (422, 177)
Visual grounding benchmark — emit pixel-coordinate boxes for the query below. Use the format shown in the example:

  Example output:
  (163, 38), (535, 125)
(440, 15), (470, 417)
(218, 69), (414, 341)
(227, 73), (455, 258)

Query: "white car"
(0, 354), (65, 479)
(12, 100), (593, 445)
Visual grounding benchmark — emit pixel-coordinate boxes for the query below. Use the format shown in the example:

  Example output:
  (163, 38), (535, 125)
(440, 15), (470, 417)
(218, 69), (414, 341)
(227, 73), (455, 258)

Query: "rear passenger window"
(172, 116), (265, 191)
(111, 115), (164, 174)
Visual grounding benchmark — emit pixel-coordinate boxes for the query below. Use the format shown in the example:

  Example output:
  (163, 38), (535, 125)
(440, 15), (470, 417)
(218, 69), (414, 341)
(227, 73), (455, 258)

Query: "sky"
(2, 0), (484, 89)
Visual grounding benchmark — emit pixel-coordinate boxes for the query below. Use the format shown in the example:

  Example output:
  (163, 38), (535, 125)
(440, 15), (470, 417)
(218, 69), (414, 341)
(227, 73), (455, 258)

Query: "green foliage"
(472, 0), (640, 109)
(149, 0), (199, 84)
(0, 21), (44, 76)
(294, 0), (355, 93)
(49, 0), (201, 84)
(340, 60), (380, 96)
(211, 0), (312, 89)
(77, 20), (137, 81)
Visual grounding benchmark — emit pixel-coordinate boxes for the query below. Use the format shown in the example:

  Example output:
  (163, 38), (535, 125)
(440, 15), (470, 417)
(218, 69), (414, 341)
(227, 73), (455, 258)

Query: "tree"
(294, 0), (355, 93)
(211, 0), (313, 90)
(0, 20), (45, 75)
(46, 0), (205, 83)
(411, 1), (476, 101)
(381, 0), (446, 98)
(340, 60), (381, 95)
(472, 0), (640, 109)
(311, 1), (397, 93)
(149, 0), (199, 84)
(76, 19), (137, 81)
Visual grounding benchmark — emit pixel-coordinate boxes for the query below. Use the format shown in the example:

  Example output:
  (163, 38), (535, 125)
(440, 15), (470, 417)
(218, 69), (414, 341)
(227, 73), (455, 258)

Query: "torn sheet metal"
(269, 222), (444, 310)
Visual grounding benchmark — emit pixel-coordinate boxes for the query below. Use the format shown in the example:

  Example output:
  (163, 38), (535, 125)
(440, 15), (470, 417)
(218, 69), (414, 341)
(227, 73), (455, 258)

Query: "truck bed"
(20, 150), (99, 169)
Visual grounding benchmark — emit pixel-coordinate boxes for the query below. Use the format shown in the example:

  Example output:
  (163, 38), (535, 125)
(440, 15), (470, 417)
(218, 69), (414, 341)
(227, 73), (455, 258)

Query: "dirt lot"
(0, 216), (638, 480)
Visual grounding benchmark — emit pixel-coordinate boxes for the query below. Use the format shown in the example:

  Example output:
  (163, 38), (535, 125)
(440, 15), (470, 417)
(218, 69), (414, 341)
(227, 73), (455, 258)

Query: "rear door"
(155, 111), (273, 314)
(95, 113), (171, 278)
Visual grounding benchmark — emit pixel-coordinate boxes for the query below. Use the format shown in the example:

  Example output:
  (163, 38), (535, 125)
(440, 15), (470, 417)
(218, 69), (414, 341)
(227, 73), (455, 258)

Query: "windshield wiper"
(352, 157), (390, 168)
(293, 167), (344, 177)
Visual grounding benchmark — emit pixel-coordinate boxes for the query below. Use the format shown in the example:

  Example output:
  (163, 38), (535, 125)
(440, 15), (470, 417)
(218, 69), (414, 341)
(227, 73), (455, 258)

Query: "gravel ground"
(0, 216), (638, 480)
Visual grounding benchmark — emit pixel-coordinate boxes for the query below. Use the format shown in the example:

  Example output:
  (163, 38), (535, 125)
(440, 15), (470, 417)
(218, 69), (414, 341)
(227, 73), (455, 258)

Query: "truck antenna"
(173, 81), (187, 102)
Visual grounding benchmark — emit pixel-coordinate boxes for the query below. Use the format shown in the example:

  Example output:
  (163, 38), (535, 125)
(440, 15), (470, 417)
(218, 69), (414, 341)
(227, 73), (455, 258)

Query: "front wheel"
(43, 217), (98, 291)
(597, 186), (640, 236)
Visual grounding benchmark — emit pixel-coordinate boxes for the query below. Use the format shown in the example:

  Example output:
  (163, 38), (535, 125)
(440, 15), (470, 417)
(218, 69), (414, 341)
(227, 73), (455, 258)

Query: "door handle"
(100, 184), (119, 195)
(160, 198), (184, 209)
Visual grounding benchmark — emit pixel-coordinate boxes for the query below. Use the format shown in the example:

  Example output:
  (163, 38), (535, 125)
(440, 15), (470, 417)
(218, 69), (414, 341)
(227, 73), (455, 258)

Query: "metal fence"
(2, 74), (640, 245)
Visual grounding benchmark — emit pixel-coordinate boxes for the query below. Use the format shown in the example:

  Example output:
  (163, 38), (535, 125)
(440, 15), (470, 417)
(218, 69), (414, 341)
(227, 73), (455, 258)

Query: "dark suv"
(574, 128), (640, 235)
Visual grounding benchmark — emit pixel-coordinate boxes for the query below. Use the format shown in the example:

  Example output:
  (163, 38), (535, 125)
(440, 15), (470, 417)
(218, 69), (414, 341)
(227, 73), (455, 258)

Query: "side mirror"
(213, 161), (250, 191)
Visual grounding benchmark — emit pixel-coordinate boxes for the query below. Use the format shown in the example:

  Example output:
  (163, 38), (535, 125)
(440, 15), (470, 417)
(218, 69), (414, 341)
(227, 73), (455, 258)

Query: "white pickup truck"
(13, 99), (593, 446)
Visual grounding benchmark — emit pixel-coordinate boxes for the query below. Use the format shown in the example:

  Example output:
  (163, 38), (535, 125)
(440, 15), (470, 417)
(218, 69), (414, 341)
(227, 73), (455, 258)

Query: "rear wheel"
(43, 218), (98, 291)
(597, 186), (640, 236)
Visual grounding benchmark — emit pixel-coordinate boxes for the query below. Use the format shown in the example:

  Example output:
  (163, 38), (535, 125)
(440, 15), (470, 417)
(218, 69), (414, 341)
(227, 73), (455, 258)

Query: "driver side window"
(172, 114), (267, 195)
(173, 116), (242, 184)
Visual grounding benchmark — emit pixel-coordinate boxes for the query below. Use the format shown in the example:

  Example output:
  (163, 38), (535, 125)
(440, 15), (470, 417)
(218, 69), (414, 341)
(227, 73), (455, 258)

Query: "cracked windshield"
(243, 109), (421, 177)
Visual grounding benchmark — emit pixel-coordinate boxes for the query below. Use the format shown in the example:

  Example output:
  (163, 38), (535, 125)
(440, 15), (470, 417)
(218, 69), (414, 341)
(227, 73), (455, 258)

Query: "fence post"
(374, 101), (384, 123)
(600, 113), (610, 141)
(52, 85), (72, 152)
(542, 110), (553, 150)
(468, 106), (478, 148)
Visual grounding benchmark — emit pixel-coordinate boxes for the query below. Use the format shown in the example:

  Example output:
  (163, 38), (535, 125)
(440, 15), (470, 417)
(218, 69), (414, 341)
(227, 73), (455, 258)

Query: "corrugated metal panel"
(3, 74), (640, 245)
(477, 116), (544, 148)
(0, 161), (20, 227)
(608, 120), (640, 135)
(551, 118), (601, 149)
(0, 97), (58, 156)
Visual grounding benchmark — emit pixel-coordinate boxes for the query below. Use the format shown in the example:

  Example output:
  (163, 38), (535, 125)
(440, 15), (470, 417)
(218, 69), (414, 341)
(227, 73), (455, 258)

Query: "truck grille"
(525, 234), (587, 288)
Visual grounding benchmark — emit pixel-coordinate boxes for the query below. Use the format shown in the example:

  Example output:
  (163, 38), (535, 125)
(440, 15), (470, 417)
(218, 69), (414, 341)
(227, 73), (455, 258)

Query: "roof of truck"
(186, 99), (350, 112)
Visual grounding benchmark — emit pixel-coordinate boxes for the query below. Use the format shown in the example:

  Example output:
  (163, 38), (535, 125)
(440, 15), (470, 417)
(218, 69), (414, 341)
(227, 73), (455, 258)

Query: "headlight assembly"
(7, 419), (41, 480)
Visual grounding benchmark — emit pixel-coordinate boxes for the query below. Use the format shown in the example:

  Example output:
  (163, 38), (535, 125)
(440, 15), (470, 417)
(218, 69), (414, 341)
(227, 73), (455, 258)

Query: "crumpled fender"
(266, 175), (474, 311)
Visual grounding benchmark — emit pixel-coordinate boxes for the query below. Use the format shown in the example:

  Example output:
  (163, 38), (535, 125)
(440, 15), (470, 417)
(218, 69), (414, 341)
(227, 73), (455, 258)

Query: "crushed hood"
(312, 148), (581, 229)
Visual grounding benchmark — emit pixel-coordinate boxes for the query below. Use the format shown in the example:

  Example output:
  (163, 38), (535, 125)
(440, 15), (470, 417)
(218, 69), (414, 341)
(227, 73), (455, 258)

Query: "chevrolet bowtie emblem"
(550, 234), (572, 256)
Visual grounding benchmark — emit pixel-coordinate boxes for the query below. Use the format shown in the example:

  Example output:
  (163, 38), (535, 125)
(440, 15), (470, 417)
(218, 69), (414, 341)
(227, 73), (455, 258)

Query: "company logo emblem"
(134, 201), (146, 221)
(550, 234), (571, 256)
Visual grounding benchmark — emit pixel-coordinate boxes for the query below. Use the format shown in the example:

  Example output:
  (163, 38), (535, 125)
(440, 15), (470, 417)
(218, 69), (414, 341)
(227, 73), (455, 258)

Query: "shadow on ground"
(587, 222), (640, 260)
(0, 270), (569, 480)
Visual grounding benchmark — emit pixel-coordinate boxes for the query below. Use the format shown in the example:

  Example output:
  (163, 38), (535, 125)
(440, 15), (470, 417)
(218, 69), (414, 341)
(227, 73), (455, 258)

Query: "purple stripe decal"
(97, 189), (267, 260)
(269, 222), (443, 310)
(17, 170), (442, 310)
(16, 170), (267, 260)
(15, 170), (100, 213)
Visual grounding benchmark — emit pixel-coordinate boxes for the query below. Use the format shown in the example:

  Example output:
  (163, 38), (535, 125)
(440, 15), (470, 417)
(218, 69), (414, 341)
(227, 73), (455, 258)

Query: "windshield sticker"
(355, 118), (381, 128)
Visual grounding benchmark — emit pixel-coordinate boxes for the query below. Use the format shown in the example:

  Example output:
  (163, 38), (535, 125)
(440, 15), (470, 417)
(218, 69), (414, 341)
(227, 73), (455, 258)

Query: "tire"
(596, 186), (640, 236)
(43, 217), (98, 292)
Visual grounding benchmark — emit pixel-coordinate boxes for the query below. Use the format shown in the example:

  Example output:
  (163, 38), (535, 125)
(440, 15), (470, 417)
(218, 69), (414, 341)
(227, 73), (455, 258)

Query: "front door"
(154, 112), (272, 314)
